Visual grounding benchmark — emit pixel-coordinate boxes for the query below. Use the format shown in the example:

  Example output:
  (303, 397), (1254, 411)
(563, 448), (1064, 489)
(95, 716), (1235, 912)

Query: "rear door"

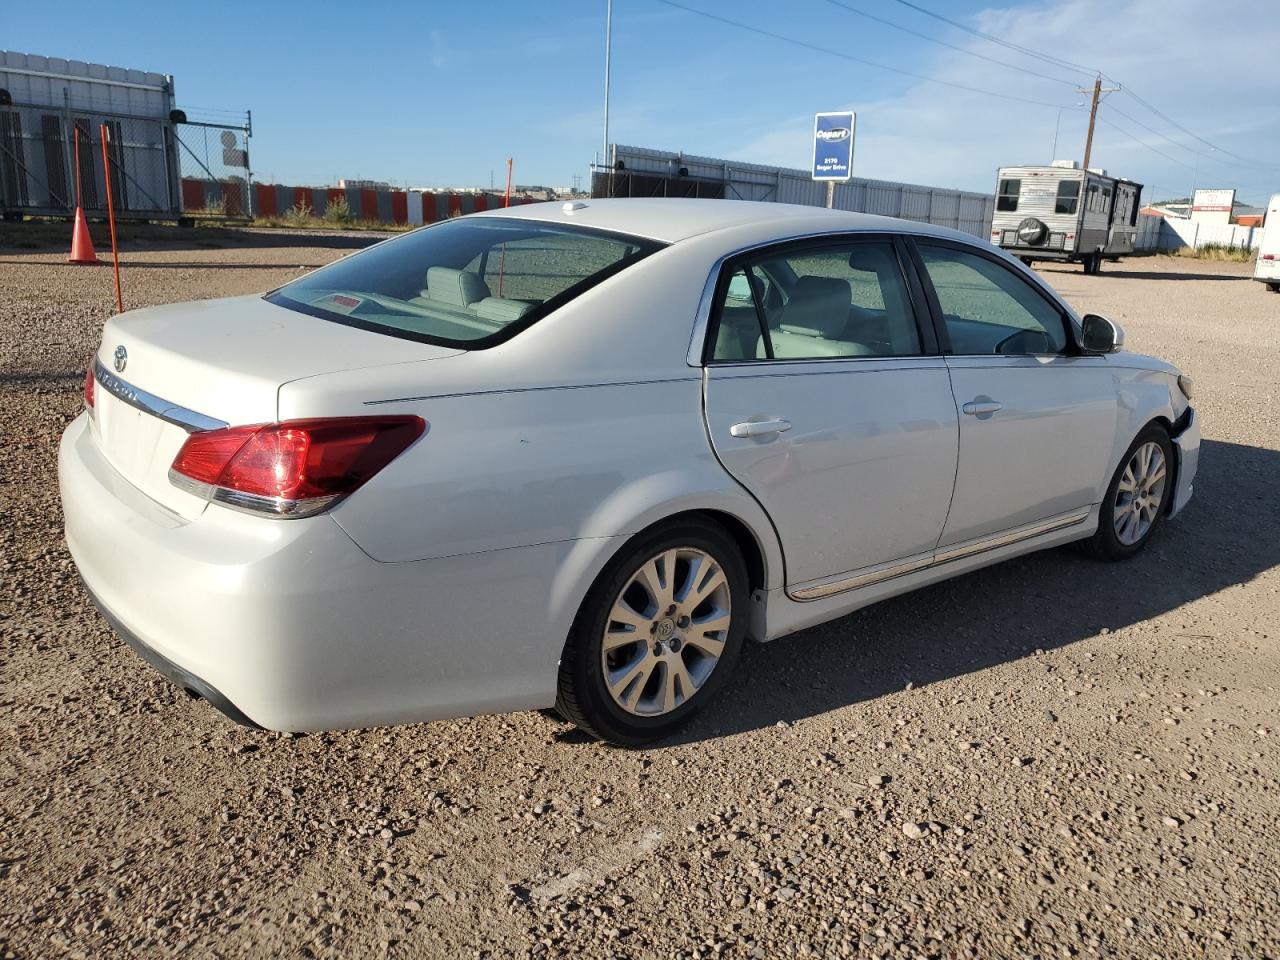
(701, 235), (959, 593)
(909, 239), (1117, 549)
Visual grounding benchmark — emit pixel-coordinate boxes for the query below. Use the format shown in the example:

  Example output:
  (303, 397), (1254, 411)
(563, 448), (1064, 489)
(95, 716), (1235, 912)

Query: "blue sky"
(7, 0), (1279, 203)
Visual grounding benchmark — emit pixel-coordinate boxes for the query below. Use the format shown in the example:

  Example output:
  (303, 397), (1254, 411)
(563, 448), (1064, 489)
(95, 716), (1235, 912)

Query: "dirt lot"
(2, 232), (1277, 960)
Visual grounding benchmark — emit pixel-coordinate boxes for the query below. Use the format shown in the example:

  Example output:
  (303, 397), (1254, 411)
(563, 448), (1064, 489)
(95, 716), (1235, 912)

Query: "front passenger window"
(917, 244), (1068, 356)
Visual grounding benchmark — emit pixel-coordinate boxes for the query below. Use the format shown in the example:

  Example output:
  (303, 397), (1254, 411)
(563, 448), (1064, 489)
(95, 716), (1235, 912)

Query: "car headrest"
(779, 276), (851, 338)
(425, 267), (489, 307)
(471, 297), (533, 323)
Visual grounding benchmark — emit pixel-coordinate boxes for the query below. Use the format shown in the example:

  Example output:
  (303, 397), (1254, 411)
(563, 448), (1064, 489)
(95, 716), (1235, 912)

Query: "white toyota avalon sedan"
(60, 198), (1199, 744)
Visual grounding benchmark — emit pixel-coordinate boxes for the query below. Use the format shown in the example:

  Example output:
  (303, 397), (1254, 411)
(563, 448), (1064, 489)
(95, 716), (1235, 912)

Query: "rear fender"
(550, 471), (785, 643)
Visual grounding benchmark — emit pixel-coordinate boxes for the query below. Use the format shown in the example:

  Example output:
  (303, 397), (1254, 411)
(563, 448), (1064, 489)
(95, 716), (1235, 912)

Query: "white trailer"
(990, 161), (1142, 274)
(1253, 193), (1280, 292)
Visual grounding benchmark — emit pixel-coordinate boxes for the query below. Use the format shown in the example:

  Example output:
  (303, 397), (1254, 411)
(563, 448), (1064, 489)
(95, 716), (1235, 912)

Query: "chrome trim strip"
(93, 358), (227, 433)
(932, 509), (1090, 565)
(791, 553), (934, 601)
(789, 509), (1091, 602)
(167, 468), (340, 519)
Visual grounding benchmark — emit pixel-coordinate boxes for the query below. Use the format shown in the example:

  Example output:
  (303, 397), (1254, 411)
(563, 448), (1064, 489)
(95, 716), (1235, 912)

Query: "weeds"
(323, 196), (353, 225)
(1173, 242), (1257, 262)
(283, 203), (314, 227)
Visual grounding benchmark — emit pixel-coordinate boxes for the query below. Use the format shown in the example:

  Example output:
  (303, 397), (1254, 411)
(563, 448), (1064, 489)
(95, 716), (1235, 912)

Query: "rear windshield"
(267, 217), (664, 348)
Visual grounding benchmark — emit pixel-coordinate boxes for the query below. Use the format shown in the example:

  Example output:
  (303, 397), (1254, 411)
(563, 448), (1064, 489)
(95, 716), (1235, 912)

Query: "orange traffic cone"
(68, 207), (102, 265)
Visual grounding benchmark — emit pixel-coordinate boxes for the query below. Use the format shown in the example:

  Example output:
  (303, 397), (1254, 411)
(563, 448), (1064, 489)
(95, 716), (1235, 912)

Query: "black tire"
(1084, 253), (1102, 275)
(555, 517), (749, 745)
(1019, 256), (1034, 267)
(1080, 425), (1174, 561)
(1268, 282), (1279, 293)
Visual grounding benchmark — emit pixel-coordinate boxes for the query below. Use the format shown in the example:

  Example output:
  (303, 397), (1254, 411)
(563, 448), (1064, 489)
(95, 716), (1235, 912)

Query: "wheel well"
(654, 509), (769, 596)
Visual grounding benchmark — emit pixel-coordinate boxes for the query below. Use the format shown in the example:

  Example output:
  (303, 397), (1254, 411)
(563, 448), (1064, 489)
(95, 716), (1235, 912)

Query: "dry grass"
(251, 199), (414, 233)
(1173, 242), (1257, 262)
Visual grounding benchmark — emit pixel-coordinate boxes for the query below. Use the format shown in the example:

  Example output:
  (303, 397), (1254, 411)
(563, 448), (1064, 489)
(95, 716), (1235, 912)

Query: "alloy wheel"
(1113, 440), (1167, 546)
(600, 547), (732, 717)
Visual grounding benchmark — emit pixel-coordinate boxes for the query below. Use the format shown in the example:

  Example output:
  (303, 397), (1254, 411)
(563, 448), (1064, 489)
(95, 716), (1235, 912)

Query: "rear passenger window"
(711, 241), (922, 361)
(712, 269), (764, 361)
(917, 244), (1068, 356)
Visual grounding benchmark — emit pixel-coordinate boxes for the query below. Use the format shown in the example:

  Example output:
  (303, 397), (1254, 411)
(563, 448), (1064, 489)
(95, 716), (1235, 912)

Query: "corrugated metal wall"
(602, 145), (996, 238)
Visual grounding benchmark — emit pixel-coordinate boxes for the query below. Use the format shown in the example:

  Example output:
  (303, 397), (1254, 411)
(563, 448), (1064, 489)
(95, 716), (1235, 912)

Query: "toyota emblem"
(113, 345), (127, 373)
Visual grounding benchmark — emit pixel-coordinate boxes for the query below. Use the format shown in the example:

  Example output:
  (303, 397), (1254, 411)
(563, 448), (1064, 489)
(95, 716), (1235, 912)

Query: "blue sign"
(812, 112), (856, 181)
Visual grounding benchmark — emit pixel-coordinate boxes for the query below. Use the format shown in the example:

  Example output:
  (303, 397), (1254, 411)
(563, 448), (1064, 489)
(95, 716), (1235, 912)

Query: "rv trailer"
(990, 161), (1142, 274)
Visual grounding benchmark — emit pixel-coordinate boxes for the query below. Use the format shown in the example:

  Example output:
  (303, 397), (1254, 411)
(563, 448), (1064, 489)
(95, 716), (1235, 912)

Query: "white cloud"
(720, 0), (1280, 203)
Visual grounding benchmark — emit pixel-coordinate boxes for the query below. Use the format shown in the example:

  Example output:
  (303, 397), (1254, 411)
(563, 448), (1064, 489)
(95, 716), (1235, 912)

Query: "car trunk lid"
(89, 294), (462, 519)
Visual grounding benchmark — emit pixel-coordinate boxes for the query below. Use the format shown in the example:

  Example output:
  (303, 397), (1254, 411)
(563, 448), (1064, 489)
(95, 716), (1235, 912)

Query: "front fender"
(1106, 364), (1181, 494)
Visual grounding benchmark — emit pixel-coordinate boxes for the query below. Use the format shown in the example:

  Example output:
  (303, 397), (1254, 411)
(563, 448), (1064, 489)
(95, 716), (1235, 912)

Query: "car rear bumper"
(59, 413), (582, 731)
(1169, 407), (1200, 518)
(82, 579), (263, 728)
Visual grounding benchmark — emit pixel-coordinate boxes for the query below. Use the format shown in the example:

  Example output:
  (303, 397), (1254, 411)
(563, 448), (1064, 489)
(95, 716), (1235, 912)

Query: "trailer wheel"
(1019, 256), (1034, 267)
(1084, 253), (1103, 275)
(1268, 282), (1279, 293)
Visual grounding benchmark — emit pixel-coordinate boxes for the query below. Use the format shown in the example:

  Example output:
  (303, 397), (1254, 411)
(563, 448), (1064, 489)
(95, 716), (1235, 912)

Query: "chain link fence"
(174, 118), (253, 219)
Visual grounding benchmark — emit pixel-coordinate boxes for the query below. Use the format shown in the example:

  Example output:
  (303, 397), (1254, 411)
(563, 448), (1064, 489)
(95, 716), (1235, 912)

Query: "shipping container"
(0, 50), (181, 218)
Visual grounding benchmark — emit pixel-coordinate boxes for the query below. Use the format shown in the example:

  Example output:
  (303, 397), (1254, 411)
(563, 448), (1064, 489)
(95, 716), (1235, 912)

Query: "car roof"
(471, 197), (974, 246)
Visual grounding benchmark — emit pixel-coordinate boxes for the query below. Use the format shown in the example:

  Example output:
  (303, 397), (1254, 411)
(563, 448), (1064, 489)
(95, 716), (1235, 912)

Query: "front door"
(701, 236), (958, 590)
(911, 240), (1117, 548)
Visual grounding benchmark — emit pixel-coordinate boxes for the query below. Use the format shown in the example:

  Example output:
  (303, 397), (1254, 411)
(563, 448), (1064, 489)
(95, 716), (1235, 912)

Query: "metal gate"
(174, 116), (253, 219)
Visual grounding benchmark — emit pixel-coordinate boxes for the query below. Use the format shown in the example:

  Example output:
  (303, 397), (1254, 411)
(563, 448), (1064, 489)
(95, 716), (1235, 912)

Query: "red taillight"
(170, 416), (425, 517)
(84, 362), (96, 410)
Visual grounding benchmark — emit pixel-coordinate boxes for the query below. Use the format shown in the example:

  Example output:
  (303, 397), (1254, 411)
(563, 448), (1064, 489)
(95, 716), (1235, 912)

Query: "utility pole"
(1078, 76), (1120, 171)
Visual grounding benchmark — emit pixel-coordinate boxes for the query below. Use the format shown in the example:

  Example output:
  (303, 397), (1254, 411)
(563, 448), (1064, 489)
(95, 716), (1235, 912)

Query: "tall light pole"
(602, 0), (613, 183)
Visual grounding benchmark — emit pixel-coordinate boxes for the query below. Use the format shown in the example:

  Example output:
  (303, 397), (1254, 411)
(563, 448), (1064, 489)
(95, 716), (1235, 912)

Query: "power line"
(1107, 82), (1278, 171)
(888, 0), (1098, 77)
(1100, 101), (1244, 172)
(1095, 115), (1195, 173)
(893, 0), (1278, 173)
(653, 0), (1073, 109)
(822, 0), (1078, 88)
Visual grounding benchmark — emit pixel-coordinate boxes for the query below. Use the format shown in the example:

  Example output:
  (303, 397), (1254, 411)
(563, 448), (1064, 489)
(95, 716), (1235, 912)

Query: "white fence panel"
(1135, 214), (1262, 252)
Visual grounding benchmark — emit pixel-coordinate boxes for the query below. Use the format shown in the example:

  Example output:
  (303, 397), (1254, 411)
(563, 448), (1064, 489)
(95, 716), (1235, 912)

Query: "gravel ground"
(2, 233), (1278, 960)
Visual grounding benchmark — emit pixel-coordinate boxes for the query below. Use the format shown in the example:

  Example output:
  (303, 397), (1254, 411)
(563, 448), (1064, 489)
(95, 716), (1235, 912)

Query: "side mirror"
(1081, 313), (1125, 353)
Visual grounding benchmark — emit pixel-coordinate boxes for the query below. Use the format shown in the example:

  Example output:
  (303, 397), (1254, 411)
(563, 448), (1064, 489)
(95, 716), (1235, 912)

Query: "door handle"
(961, 399), (1003, 417)
(730, 418), (792, 438)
